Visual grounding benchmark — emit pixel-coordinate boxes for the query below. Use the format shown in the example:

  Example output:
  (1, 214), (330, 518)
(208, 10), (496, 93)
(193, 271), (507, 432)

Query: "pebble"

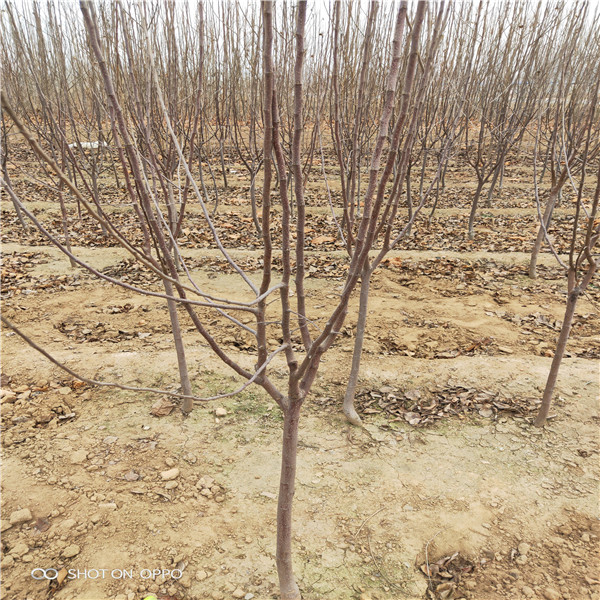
(559, 555), (573, 573)
(90, 513), (102, 523)
(582, 533), (590, 542)
(70, 450), (88, 464)
(165, 457), (176, 467)
(196, 570), (208, 581)
(543, 588), (561, 600)
(60, 519), (77, 530)
(184, 453), (197, 464)
(232, 589), (245, 599)
(0, 555), (15, 568)
(1, 520), (12, 531)
(518, 542), (531, 555)
(9, 508), (32, 525)
(165, 481), (178, 490)
(10, 542), (29, 556)
(558, 524), (572, 535)
(161, 468), (180, 481)
(521, 585), (535, 597)
(62, 544), (80, 558)
(0, 390), (17, 403)
(198, 476), (215, 487)
(215, 407), (227, 417)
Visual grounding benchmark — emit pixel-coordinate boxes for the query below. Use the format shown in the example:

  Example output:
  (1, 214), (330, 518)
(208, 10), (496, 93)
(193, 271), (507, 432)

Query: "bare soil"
(1, 147), (599, 600)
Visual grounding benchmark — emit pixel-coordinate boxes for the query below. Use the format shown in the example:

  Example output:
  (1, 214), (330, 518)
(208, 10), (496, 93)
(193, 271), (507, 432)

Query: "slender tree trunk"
(57, 180), (77, 268)
(429, 172), (441, 223)
(2, 165), (29, 233)
(406, 162), (413, 236)
(441, 157), (448, 191)
(534, 280), (580, 427)
(163, 279), (193, 413)
(90, 171), (108, 235)
(529, 184), (561, 278)
(484, 161), (503, 207)
(219, 139), (228, 191)
(250, 171), (262, 235)
(498, 160), (505, 191)
(343, 264), (372, 426)
(276, 401), (302, 600)
(467, 178), (485, 240)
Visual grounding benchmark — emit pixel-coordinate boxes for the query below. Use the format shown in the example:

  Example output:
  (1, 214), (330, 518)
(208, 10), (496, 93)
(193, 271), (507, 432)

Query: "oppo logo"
(31, 568), (59, 580)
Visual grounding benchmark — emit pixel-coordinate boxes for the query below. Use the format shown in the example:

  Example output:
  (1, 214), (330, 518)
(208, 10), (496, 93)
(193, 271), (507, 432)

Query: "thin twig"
(354, 506), (385, 539)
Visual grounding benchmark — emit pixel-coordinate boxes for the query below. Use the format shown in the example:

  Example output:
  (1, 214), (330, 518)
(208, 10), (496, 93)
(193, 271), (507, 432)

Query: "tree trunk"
(534, 283), (579, 427)
(2, 164), (29, 233)
(467, 178), (484, 240)
(219, 138), (228, 191)
(529, 185), (560, 278)
(343, 264), (372, 426)
(406, 163), (413, 237)
(163, 279), (193, 413)
(250, 170), (262, 235)
(276, 401), (302, 600)
(57, 181), (77, 268)
(484, 161), (503, 207)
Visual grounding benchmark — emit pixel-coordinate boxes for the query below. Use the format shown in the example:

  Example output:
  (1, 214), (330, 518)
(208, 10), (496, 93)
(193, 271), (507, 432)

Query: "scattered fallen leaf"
(151, 397), (176, 417)
(33, 517), (50, 532)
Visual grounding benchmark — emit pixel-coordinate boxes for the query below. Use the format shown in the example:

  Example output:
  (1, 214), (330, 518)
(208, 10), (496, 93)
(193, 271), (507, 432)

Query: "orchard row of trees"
(1, 2), (599, 598)
(2, 2), (599, 230)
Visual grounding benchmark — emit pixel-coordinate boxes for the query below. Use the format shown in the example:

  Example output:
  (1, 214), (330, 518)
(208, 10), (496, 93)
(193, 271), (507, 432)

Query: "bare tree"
(533, 72), (600, 427)
(462, 2), (552, 240)
(335, 1), (447, 425)
(528, 6), (600, 278)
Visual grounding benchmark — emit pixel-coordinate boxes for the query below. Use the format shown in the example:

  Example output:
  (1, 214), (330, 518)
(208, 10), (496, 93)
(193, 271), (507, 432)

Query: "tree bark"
(484, 160), (503, 208)
(276, 401), (302, 600)
(163, 279), (193, 413)
(343, 264), (372, 425)
(529, 183), (563, 278)
(467, 178), (484, 240)
(406, 162), (413, 236)
(1, 162), (29, 233)
(534, 284), (579, 427)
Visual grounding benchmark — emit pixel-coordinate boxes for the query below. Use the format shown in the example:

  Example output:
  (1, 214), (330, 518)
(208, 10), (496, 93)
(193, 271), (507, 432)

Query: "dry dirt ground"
(1, 148), (599, 600)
